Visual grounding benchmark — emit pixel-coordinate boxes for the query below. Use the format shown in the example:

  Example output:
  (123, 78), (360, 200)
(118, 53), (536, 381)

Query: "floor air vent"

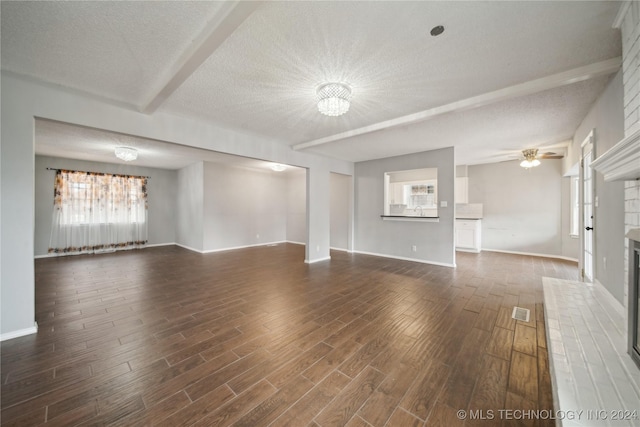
(511, 306), (530, 322)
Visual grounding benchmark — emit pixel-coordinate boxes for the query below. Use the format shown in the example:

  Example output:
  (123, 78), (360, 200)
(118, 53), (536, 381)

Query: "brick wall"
(620, 1), (640, 308)
(621, 2), (640, 135)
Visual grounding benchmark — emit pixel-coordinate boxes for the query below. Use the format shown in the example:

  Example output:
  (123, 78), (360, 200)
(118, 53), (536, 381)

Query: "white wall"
(354, 147), (456, 267)
(34, 155), (178, 256)
(35, 157), (305, 257)
(468, 159), (564, 257)
(1, 73), (353, 337)
(306, 167), (331, 262)
(330, 172), (351, 251)
(388, 168), (437, 182)
(286, 168), (307, 244)
(569, 70), (625, 303)
(1, 88), (35, 337)
(176, 162), (204, 251)
(203, 162), (287, 251)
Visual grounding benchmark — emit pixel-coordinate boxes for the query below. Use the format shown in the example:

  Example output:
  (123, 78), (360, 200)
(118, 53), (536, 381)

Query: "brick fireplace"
(592, 0), (640, 367)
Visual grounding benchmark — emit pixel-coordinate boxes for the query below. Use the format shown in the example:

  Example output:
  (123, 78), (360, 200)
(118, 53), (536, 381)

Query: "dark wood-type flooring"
(1, 244), (579, 426)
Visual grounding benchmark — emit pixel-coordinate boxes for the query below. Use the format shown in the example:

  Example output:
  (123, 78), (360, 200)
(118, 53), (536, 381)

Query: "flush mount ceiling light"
(316, 83), (352, 117)
(520, 148), (541, 168)
(114, 146), (138, 162)
(271, 164), (286, 172)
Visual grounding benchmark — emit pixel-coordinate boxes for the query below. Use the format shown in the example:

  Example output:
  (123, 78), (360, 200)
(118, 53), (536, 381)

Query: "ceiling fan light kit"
(520, 148), (541, 168)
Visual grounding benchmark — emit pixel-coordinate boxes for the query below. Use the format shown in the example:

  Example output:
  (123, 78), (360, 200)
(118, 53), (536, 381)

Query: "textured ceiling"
(1, 1), (623, 167)
(35, 119), (294, 173)
(309, 75), (612, 164)
(1, 1), (224, 106)
(160, 1), (621, 145)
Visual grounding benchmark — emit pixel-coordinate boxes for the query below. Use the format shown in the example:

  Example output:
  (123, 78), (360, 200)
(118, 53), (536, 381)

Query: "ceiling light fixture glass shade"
(520, 148), (540, 168)
(115, 146), (138, 162)
(520, 159), (541, 168)
(316, 83), (352, 117)
(271, 164), (286, 172)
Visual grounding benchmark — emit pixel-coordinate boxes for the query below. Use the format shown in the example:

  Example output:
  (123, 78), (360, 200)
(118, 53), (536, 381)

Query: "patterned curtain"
(48, 170), (148, 255)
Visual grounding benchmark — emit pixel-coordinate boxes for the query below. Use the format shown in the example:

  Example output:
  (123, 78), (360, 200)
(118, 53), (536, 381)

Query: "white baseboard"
(176, 241), (289, 254)
(202, 241), (287, 254)
(34, 250), (117, 259)
(285, 242), (352, 253)
(351, 250), (455, 268)
(481, 248), (578, 263)
(305, 256), (331, 264)
(146, 242), (177, 248)
(455, 247), (481, 254)
(39, 241), (341, 257)
(35, 243), (175, 259)
(174, 243), (203, 253)
(1, 322), (38, 341)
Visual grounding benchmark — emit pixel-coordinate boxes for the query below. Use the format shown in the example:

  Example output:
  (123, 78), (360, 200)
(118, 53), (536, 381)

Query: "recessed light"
(271, 164), (286, 172)
(430, 25), (445, 37)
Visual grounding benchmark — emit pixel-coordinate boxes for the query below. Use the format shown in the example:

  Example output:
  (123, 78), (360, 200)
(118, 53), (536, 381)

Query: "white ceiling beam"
(141, 1), (259, 114)
(293, 57), (622, 151)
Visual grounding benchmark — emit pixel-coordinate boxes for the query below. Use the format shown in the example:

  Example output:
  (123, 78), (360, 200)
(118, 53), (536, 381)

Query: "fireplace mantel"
(628, 228), (640, 242)
(591, 128), (640, 182)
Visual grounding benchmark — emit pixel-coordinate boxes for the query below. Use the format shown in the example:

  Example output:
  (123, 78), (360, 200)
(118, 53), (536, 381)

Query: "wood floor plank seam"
(0, 244), (579, 426)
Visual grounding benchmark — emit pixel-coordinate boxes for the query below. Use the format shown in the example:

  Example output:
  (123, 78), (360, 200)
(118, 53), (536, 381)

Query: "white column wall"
(305, 166), (331, 263)
(1, 94), (36, 338)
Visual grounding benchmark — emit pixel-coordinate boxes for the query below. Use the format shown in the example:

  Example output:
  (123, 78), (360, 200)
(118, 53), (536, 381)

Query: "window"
(403, 183), (436, 209)
(49, 169), (148, 254)
(62, 177), (146, 225)
(570, 176), (579, 237)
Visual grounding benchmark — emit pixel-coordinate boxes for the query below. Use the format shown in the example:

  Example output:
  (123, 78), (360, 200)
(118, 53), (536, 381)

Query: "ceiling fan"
(484, 146), (566, 166)
(518, 148), (563, 168)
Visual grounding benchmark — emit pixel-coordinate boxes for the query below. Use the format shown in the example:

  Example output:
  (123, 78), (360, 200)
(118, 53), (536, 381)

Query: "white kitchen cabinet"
(456, 219), (481, 253)
(455, 177), (468, 204)
(389, 182), (404, 205)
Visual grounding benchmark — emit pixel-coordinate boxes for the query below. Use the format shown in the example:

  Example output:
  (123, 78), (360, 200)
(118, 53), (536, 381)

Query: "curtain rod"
(46, 168), (150, 179)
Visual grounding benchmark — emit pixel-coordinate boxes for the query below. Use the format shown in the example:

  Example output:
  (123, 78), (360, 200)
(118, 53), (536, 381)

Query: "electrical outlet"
(603, 256), (606, 270)
(256, 233), (260, 239)
(412, 245), (417, 252)
(316, 245), (320, 252)
(440, 201), (447, 207)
